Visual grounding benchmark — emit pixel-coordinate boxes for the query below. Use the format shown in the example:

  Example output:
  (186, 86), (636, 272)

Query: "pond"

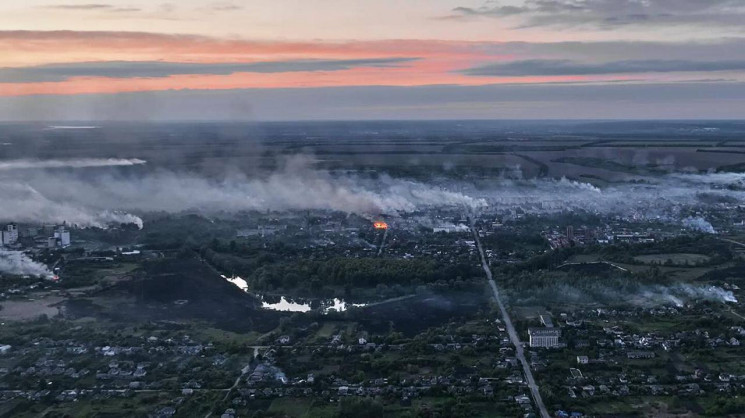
(260, 296), (366, 313)
(222, 275), (366, 313)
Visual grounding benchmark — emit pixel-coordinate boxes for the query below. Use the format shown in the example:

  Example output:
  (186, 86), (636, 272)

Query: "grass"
(314, 322), (339, 339)
(683, 348), (745, 374)
(579, 396), (666, 415)
(634, 253), (711, 266)
(268, 398), (314, 417)
(602, 260), (729, 283)
(12, 393), (175, 418)
(566, 254), (602, 263)
(195, 326), (263, 346)
(629, 317), (687, 333)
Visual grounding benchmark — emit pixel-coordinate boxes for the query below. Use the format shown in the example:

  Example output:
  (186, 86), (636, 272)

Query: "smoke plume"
(681, 216), (716, 234)
(0, 182), (144, 229)
(511, 282), (738, 307)
(0, 250), (53, 278)
(1, 156), (745, 230)
(0, 156), (485, 228)
(0, 158), (146, 171)
(640, 284), (737, 306)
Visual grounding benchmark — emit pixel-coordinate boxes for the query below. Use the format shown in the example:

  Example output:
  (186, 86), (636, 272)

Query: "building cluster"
(544, 225), (660, 250)
(0, 325), (553, 417)
(0, 223), (71, 249)
(535, 306), (745, 404)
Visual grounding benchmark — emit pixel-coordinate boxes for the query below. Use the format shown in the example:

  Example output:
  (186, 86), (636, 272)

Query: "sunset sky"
(2, 0), (745, 120)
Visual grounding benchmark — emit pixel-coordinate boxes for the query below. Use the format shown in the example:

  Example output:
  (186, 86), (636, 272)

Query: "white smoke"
(435, 223), (470, 232)
(0, 250), (53, 278)
(1, 156), (745, 230)
(45, 126), (99, 130)
(678, 284), (738, 303)
(513, 282), (738, 307)
(470, 172), (745, 227)
(414, 218), (470, 233)
(0, 156), (485, 228)
(0, 182), (143, 229)
(0, 158), (146, 171)
(97, 211), (145, 230)
(641, 284), (738, 306)
(681, 216), (716, 234)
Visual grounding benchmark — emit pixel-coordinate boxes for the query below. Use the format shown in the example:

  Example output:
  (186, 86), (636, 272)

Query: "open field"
(4, 121), (745, 181)
(0, 295), (64, 320)
(634, 253), (711, 265)
(268, 398), (315, 417)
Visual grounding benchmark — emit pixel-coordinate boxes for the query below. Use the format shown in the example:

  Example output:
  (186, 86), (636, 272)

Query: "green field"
(634, 253), (711, 266)
(268, 398), (316, 417)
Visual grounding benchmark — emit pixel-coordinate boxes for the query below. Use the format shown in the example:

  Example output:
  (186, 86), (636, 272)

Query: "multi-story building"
(1, 224), (18, 246)
(528, 328), (561, 348)
(54, 226), (71, 247)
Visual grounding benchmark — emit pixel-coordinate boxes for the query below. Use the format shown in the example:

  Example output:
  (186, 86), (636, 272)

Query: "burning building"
(373, 221), (388, 230)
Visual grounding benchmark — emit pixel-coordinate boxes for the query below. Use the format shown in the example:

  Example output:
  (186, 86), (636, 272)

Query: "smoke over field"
(0, 156), (486, 228)
(474, 172), (745, 221)
(510, 282), (738, 307)
(0, 153), (743, 230)
(681, 217), (716, 234)
(0, 158), (146, 171)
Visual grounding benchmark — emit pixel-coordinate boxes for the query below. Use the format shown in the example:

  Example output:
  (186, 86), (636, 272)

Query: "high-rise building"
(1, 224), (18, 245)
(54, 226), (71, 247)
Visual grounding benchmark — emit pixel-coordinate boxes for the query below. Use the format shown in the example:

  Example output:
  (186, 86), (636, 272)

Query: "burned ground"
(65, 255), (283, 332)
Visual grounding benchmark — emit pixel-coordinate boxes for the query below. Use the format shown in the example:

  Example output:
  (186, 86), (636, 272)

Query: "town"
(1, 201), (744, 417)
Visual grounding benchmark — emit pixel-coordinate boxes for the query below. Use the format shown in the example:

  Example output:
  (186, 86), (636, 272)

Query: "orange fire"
(373, 221), (388, 230)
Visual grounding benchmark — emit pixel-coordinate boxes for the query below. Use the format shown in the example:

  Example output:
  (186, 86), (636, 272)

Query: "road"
(363, 293), (417, 308)
(728, 307), (745, 322)
(471, 220), (550, 418)
(204, 364), (252, 418)
(718, 237), (745, 248)
(223, 364), (251, 401)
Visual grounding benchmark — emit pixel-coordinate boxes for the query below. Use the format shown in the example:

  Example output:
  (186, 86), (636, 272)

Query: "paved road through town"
(471, 220), (550, 418)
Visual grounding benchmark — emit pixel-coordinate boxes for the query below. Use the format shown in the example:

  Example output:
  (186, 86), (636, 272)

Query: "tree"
(337, 397), (384, 418)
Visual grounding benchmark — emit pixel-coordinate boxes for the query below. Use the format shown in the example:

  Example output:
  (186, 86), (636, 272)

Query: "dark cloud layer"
(0, 58), (418, 83)
(452, 0), (745, 28)
(461, 59), (745, 76)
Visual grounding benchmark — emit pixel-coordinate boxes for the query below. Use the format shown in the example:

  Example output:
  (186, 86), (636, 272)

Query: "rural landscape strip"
(471, 218), (550, 418)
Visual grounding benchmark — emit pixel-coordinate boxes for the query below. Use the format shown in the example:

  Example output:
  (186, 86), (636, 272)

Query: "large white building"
(528, 328), (561, 348)
(54, 226), (71, 247)
(1, 224), (18, 246)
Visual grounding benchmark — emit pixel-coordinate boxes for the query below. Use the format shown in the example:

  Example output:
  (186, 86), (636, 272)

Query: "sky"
(1, 0), (745, 120)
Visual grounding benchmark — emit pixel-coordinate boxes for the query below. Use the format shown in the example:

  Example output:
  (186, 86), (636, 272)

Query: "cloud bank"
(0, 59), (418, 83)
(3, 82), (745, 121)
(452, 0), (745, 29)
(461, 59), (745, 76)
